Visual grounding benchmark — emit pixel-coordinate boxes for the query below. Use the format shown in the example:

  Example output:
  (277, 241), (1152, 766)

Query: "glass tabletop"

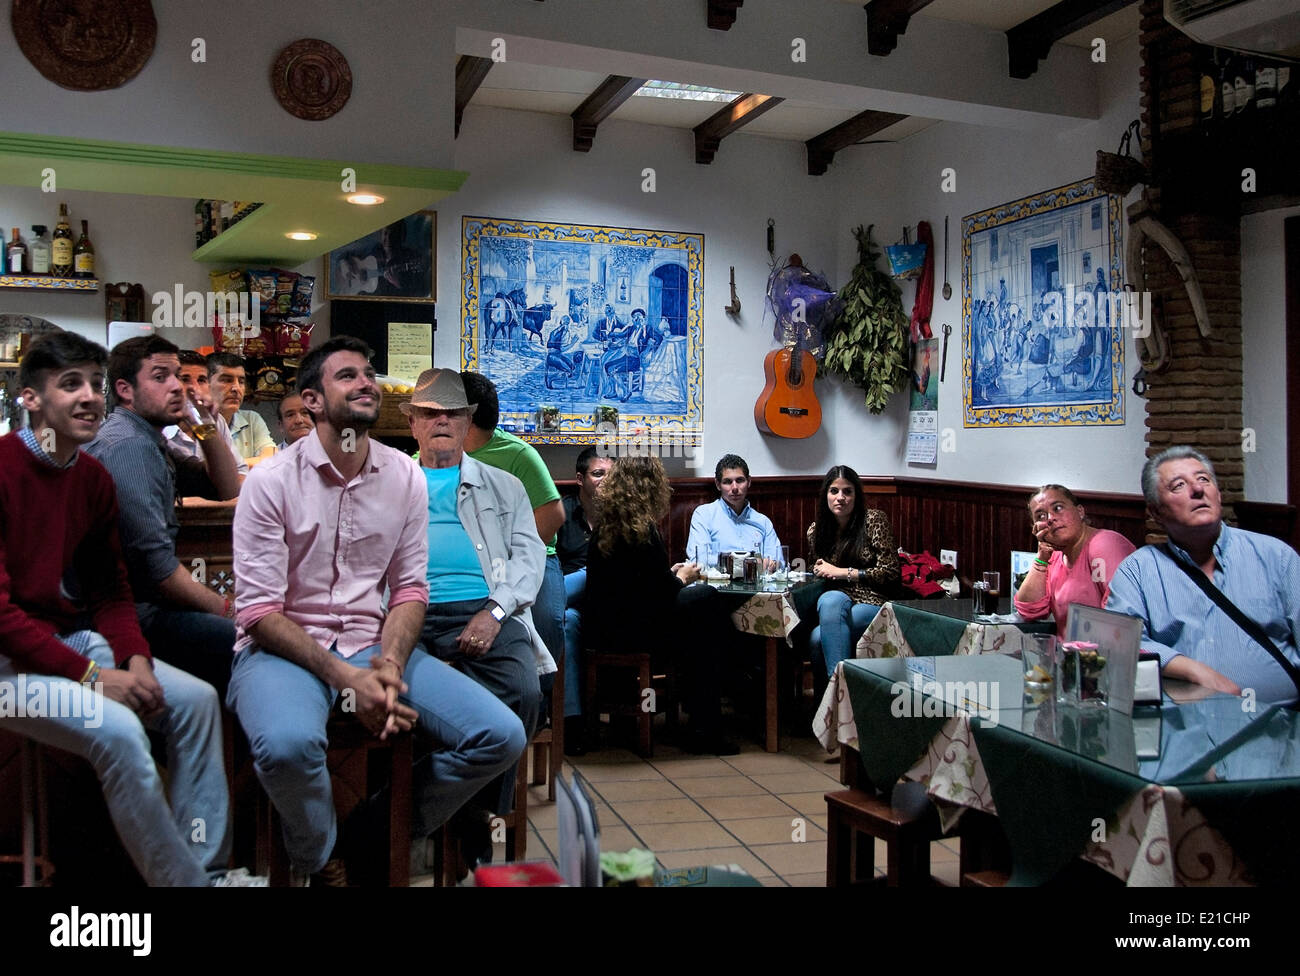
(701, 574), (813, 596)
(844, 654), (1297, 786)
(892, 596), (1053, 627)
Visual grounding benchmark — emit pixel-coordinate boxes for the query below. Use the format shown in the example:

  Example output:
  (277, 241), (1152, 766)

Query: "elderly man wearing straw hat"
(402, 367), (553, 869)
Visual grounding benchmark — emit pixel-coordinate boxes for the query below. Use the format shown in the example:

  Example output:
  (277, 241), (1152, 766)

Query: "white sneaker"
(210, 867), (269, 887)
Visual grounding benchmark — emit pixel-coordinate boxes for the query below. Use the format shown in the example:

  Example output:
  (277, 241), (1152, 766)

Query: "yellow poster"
(388, 322), (432, 383)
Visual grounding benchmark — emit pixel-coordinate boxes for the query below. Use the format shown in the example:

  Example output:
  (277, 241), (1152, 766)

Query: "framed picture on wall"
(460, 214), (704, 446)
(962, 178), (1125, 428)
(326, 210), (436, 302)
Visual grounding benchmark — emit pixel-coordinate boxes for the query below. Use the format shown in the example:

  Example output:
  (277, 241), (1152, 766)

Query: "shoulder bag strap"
(1158, 543), (1300, 698)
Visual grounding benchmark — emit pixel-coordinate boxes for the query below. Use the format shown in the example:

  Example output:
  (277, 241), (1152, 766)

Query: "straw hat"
(397, 368), (478, 415)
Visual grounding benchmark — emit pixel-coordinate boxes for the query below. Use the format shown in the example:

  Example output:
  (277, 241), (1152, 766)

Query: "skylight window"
(634, 81), (741, 102)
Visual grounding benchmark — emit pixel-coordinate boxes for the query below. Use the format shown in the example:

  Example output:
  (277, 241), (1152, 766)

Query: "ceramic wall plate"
(11, 0), (157, 91)
(270, 38), (352, 121)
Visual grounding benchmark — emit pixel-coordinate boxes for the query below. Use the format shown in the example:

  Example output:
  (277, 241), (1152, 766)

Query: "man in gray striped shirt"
(1107, 446), (1300, 704)
(84, 336), (241, 696)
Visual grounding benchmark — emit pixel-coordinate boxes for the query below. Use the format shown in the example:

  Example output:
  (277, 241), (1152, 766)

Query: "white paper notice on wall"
(906, 410), (937, 464)
(387, 322), (433, 384)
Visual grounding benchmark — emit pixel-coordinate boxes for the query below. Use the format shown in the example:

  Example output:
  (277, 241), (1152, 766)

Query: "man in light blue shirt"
(1106, 446), (1300, 704)
(686, 453), (782, 567)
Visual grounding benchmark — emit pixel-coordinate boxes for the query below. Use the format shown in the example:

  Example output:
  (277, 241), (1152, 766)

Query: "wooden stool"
(531, 643), (564, 801)
(825, 787), (945, 887)
(429, 754), (529, 887)
(584, 651), (675, 757)
(0, 738), (55, 886)
(256, 714), (412, 886)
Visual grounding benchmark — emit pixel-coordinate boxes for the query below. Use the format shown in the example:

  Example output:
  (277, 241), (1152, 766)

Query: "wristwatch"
(487, 601), (507, 623)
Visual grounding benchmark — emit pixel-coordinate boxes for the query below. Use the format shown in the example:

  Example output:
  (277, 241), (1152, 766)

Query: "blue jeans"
(139, 605), (236, 700)
(535, 554), (566, 706)
(810, 591), (880, 678)
(421, 598), (540, 815)
(0, 633), (229, 886)
(561, 568), (586, 718)
(227, 641), (525, 874)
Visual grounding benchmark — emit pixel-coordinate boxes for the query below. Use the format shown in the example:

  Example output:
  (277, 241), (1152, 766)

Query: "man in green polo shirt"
(460, 371), (565, 717)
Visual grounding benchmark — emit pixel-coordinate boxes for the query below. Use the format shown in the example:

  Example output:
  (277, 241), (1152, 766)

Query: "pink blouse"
(1013, 528), (1136, 638)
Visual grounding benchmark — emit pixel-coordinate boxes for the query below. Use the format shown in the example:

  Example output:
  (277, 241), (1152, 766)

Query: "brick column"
(1137, 0), (1242, 537)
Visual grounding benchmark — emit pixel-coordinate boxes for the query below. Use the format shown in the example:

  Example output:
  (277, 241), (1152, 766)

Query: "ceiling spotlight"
(346, 193), (385, 206)
(285, 231), (318, 241)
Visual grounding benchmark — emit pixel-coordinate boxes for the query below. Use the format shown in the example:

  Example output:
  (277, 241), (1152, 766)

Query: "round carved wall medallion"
(11, 0), (157, 92)
(270, 38), (352, 121)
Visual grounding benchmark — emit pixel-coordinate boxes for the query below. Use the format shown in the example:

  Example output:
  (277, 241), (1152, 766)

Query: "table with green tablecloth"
(831, 654), (1300, 885)
(814, 598), (1053, 755)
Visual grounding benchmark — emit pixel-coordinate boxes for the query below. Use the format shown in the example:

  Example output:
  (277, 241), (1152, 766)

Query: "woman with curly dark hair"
(807, 465), (899, 678)
(585, 456), (738, 754)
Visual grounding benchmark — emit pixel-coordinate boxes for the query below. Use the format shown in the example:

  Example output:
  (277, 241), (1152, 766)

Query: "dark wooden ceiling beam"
(864, 0), (937, 57)
(693, 93), (783, 164)
(707, 0), (743, 30)
(571, 75), (648, 152)
(1006, 0), (1138, 79)
(455, 55), (494, 137)
(805, 109), (908, 176)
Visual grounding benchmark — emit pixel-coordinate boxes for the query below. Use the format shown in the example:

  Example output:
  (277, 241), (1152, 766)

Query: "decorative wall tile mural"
(962, 178), (1125, 428)
(461, 216), (704, 445)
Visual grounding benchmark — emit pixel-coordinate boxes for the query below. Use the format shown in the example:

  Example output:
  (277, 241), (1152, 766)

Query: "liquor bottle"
(51, 203), (73, 277)
(1221, 53), (1237, 117)
(7, 228), (26, 275)
(1279, 63), (1292, 108)
(1256, 59), (1277, 111)
(195, 199), (205, 248)
(1200, 50), (1217, 124)
(29, 225), (51, 275)
(1234, 55), (1255, 117)
(74, 220), (94, 278)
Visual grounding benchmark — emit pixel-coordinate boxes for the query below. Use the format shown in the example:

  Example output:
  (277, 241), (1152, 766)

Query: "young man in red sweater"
(0, 331), (259, 886)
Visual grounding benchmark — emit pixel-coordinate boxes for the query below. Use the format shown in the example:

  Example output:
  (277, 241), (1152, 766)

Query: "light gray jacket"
(450, 454), (556, 675)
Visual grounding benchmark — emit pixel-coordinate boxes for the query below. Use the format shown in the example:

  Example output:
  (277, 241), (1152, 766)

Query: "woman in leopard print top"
(806, 465), (899, 678)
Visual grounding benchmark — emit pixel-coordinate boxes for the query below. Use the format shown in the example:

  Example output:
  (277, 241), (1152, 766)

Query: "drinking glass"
(1021, 634), (1057, 708)
(775, 545), (790, 580)
(971, 581), (989, 618)
(982, 571), (1002, 615)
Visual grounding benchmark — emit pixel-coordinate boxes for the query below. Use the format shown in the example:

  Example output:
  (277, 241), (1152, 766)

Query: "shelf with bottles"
(0, 275), (99, 291)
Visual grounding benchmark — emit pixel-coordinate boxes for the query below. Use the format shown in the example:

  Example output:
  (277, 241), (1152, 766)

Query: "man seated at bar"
(207, 352), (275, 466)
(85, 335), (241, 697)
(163, 349), (247, 480)
(229, 338), (525, 885)
(404, 367), (548, 867)
(686, 453), (782, 569)
(459, 371), (566, 712)
(1013, 482), (1135, 638)
(0, 332), (260, 886)
(1106, 445), (1300, 702)
(556, 445), (612, 754)
(275, 391), (314, 449)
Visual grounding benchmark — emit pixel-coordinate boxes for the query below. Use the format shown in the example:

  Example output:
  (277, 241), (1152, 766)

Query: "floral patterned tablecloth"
(814, 601), (1047, 753)
(727, 587), (801, 642)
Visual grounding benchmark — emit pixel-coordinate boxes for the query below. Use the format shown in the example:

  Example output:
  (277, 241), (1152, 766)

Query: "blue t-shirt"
(424, 466), (489, 602)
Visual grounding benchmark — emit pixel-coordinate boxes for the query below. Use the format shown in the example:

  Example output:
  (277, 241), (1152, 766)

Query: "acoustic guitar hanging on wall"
(754, 252), (834, 439)
(754, 339), (822, 438)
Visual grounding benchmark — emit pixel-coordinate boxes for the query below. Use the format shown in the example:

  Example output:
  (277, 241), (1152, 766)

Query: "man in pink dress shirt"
(228, 336), (525, 885)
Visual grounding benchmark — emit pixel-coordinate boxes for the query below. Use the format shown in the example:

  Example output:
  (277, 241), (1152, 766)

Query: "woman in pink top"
(1012, 484), (1136, 638)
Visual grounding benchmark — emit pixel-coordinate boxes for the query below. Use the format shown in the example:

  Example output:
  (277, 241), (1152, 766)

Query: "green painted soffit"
(0, 131), (467, 265)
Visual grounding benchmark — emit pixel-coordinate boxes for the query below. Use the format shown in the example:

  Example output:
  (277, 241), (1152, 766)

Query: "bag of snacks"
(274, 320), (314, 358)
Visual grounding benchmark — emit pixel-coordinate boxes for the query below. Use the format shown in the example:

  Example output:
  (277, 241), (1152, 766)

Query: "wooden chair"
(429, 756), (530, 886)
(0, 738), (55, 886)
(583, 650), (675, 757)
(825, 787), (946, 887)
(256, 712), (412, 886)
(530, 643), (564, 801)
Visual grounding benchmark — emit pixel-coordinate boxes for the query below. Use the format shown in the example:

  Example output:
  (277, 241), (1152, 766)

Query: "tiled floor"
(417, 732), (962, 887)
